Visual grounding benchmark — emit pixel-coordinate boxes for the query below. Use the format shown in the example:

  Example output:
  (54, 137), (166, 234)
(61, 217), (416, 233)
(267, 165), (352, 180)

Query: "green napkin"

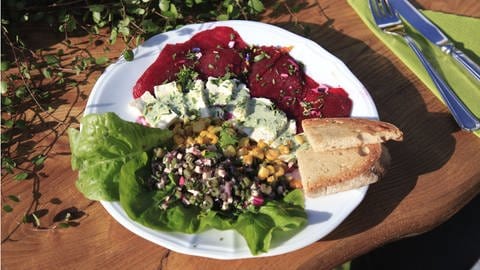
(348, 0), (480, 136)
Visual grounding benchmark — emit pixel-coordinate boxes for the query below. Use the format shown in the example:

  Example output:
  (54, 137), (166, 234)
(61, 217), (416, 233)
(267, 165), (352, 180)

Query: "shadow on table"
(272, 21), (458, 238)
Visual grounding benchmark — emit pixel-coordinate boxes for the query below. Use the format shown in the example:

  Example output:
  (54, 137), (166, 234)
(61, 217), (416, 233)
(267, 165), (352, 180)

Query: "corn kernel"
(242, 154), (253, 165)
(294, 134), (305, 144)
(199, 130), (209, 137)
(267, 175), (276, 183)
(251, 147), (264, 159)
(258, 166), (270, 180)
(195, 136), (206, 144)
(274, 166), (285, 177)
(278, 144), (290, 155)
(207, 125), (216, 132)
(186, 136), (195, 146)
(207, 133), (218, 144)
(266, 165), (275, 174)
(257, 140), (268, 149)
(289, 178), (303, 189)
(265, 148), (280, 161)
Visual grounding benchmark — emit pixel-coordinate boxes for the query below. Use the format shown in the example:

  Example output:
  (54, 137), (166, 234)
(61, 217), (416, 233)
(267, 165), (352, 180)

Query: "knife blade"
(390, 0), (480, 81)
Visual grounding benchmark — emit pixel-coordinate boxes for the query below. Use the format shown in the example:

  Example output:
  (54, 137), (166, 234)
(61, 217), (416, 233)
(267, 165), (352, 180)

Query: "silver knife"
(390, 0), (480, 81)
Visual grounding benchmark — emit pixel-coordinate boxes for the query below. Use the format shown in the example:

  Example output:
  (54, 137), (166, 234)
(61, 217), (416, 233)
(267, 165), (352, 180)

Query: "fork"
(369, 0), (480, 131)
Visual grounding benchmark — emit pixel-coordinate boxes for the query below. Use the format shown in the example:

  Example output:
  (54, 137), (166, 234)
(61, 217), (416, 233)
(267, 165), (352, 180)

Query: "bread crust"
(302, 118), (403, 152)
(297, 144), (385, 197)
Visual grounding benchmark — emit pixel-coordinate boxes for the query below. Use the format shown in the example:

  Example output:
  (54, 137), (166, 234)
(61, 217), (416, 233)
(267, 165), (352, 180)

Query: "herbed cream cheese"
(129, 76), (297, 144)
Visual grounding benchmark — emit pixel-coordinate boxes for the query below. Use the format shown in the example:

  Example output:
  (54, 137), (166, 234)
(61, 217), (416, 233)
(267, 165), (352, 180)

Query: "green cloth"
(348, 0), (480, 136)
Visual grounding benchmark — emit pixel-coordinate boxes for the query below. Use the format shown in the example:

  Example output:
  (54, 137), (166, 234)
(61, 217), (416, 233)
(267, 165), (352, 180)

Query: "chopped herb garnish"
(175, 66), (199, 91)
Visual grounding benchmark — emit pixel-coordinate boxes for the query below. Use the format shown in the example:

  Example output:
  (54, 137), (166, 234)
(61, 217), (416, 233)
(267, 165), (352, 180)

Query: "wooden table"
(2, 0), (479, 269)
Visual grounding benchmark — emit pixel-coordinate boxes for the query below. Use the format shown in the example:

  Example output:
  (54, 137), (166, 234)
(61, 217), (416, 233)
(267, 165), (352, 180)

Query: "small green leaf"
(41, 68), (52, 79)
(2, 96), (12, 106)
(15, 120), (26, 128)
(15, 86), (26, 98)
(1, 132), (11, 143)
(8, 195), (20, 202)
(89, 4), (105, 12)
(248, 0), (265, 13)
(216, 14), (229, 21)
(44, 55), (59, 65)
(32, 155), (46, 166)
(159, 0), (170, 11)
(3, 119), (14, 128)
(109, 27), (118, 44)
(92, 11), (102, 24)
(95, 56), (108, 65)
(3, 205), (13, 213)
(141, 19), (160, 34)
(123, 49), (134, 61)
(14, 172), (29, 181)
(1, 61), (10, 71)
(1, 81), (7, 94)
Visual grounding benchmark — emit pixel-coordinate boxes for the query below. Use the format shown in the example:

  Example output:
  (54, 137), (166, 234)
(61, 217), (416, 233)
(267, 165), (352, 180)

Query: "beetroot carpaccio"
(132, 26), (352, 131)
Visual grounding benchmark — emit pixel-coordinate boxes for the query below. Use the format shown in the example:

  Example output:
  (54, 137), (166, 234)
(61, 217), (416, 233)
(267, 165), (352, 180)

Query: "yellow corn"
(199, 130), (209, 137)
(195, 136), (206, 144)
(207, 133), (218, 144)
(257, 140), (268, 149)
(242, 154), (253, 165)
(266, 165), (275, 174)
(265, 148), (280, 161)
(251, 147), (264, 159)
(185, 136), (195, 146)
(294, 134), (305, 144)
(207, 125), (216, 132)
(267, 175), (276, 183)
(258, 165), (270, 180)
(274, 165), (285, 177)
(278, 144), (290, 155)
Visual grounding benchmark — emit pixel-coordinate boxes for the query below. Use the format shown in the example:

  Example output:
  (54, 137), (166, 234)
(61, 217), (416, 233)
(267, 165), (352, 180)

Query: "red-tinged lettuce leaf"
(68, 112), (172, 201)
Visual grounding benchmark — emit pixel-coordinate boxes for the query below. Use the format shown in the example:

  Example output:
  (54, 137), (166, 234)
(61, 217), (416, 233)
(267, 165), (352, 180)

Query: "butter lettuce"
(68, 112), (173, 201)
(69, 112), (307, 255)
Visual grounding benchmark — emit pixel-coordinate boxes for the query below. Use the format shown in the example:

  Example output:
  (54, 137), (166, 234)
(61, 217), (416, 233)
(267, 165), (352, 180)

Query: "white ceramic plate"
(85, 20), (378, 259)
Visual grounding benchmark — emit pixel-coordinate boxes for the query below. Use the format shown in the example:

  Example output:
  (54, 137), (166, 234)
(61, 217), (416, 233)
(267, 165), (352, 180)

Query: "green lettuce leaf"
(234, 212), (276, 255)
(68, 112), (172, 201)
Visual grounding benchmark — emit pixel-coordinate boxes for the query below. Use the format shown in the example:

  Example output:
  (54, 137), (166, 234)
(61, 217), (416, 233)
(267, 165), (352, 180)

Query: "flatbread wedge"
(302, 118), (403, 152)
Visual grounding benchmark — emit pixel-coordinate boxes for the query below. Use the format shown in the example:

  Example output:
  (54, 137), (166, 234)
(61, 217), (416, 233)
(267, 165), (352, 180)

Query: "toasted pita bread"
(302, 118), (403, 152)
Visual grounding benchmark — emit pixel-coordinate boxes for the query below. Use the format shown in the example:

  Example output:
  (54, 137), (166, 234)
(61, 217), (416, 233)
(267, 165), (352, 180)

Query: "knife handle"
(403, 35), (480, 131)
(448, 46), (480, 81)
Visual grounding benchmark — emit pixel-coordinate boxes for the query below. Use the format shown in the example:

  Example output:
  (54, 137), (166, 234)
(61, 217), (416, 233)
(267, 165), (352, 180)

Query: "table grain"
(2, 0), (479, 269)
